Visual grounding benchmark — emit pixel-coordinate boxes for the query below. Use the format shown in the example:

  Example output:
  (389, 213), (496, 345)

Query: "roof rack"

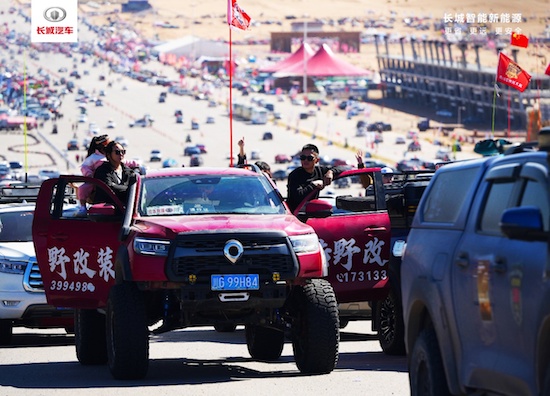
(0, 183), (41, 203)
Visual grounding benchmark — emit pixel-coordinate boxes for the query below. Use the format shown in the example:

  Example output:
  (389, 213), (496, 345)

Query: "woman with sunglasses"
(93, 141), (137, 205)
(286, 143), (343, 212)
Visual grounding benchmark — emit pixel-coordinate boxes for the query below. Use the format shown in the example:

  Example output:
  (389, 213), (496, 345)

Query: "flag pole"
(229, 27), (233, 167)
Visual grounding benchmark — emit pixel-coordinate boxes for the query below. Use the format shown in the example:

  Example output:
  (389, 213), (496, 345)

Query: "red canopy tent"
(259, 42), (315, 73)
(273, 43), (372, 77)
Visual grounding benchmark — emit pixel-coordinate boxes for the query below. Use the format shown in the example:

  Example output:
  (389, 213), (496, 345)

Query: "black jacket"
(93, 162), (136, 205)
(286, 165), (343, 212)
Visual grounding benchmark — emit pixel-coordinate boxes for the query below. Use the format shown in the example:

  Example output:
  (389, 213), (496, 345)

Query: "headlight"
(0, 259), (26, 274)
(289, 234), (320, 254)
(133, 238), (171, 256)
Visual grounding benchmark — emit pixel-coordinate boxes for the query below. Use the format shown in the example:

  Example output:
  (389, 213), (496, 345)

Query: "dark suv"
(402, 152), (550, 395)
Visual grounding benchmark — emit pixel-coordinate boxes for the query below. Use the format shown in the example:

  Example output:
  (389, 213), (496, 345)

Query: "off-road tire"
(291, 278), (339, 374)
(409, 327), (451, 396)
(0, 320), (13, 345)
(214, 323), (237, 333)
(106, 282), (149, 380)
(376, 288), (406, 355)
(245, 324), (284, 361)
(75, 309), (107, 364)
(543, 364), (550, 396)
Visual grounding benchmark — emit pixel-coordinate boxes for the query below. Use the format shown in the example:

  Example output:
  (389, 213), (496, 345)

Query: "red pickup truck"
(31, 165), (395, 380)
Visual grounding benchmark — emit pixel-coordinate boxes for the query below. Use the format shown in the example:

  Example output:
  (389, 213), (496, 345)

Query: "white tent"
(151, 36), (228, 60)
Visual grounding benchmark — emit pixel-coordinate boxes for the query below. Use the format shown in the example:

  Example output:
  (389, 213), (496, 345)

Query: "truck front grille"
(23, 260), (44, 292)
(168, 232), (297, 282)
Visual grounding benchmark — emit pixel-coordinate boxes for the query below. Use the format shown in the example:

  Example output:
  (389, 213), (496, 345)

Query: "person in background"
(286, 143), (343, 212)
(355, 149), (373, 189)
(237, 137), (247, 165)
(381, 167), (394, 184)
(75, 134), (110, 216)
(93, 141), (137, 205)
(236, 137), (275, 181)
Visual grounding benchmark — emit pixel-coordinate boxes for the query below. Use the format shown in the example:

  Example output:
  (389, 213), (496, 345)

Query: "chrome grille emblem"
(224, 239), (243, 264)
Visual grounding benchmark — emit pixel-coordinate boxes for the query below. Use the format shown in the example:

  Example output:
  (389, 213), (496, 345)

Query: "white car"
(88, 122), (100, 135)
(106, 120), (116, 129)
(0, 188), (76, 344)
(115, 136), (129, 148)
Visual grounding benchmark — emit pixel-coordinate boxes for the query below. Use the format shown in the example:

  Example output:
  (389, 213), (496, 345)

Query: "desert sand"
(78, 0), (550, 73)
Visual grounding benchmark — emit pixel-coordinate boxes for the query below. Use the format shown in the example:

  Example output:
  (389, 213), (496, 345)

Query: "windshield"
(138, 174), (286, 216)
(0, 210), (33, 242)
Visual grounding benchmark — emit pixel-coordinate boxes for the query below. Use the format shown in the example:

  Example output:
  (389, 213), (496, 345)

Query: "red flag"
(510, 32), (529, 48)
(545, 63), (550, 76)
(496, 52), (531, 92)
(227, 0), (251, 31)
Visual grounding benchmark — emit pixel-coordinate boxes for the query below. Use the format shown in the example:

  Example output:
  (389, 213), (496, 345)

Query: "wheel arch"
(406, 298), (463, 395)
(115, 245), (132, 284)
(537, 313), (550, 393)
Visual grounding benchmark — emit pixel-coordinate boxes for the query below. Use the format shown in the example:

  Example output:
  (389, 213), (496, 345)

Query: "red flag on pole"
(496, 52), (531, 92)
(545, 63), (550, 76)
(510, 32), (529, 48)
(227, 0), (251, 31)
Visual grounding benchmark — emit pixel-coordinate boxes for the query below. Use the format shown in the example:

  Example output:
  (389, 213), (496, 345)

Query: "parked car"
(275, 154), (292, 164)
(106, 120), (116, 129)
(162, 158), (178, 168)
(129, 118), (152, 128)
(196, 144), (207, 154)
(189, 154), (203, 167)
(367, 121), (392, 132)
(115, 136), (129, 148)
(0, 185), (75, 345)
(272, 169), (289, 181)
(407, 141), (421, 152)
(206, 116), (215, 124)
(184, 146), (201, 156)
(395, 136), (406, 145)
(149, 150), (162, 162)
(262, 132), (273, 140)
(67, 139), (79, 151)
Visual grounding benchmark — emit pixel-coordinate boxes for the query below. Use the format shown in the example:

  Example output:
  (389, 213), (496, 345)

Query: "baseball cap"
(381, 167), (394, 175)
(96, 134), (110, 146)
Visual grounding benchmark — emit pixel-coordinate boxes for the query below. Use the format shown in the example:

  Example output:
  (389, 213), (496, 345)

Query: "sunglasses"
(300, 155), (316, 161)
(115, 149), (126, 155)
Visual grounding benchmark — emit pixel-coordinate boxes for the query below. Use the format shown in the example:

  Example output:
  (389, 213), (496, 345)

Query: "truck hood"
(0, 241), (36, 261)
(134, 214), (314, 238)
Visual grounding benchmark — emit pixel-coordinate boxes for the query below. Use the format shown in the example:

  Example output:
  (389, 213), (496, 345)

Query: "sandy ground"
(76, 0), (550, 73)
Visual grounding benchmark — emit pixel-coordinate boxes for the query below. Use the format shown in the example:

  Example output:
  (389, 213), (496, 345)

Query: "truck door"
(299, 170), (392, 303)
(33, 176), (124, 309)
(451, 162), (522, 390)
(489, 161), (549, 394)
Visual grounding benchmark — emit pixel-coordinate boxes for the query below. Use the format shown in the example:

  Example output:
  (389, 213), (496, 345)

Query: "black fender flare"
(115, 245), (132, 284)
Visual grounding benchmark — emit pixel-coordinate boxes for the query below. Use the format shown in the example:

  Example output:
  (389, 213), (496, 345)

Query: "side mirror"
(500, 206), (547, 242)
(304, 199), (333, 218)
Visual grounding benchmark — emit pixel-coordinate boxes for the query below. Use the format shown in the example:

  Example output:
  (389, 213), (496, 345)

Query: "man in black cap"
(286, 143), (343, 212)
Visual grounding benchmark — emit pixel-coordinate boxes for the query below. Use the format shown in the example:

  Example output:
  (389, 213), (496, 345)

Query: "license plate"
(211, 274), (259, 291)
